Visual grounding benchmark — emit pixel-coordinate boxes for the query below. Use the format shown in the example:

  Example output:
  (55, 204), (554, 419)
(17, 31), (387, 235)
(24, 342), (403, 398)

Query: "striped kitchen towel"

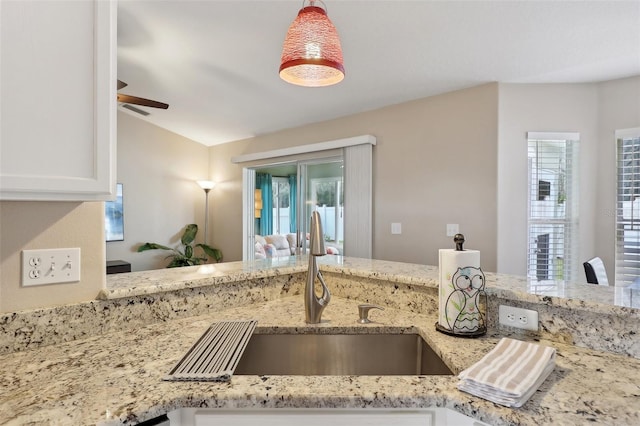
(457, 337), (556, 408)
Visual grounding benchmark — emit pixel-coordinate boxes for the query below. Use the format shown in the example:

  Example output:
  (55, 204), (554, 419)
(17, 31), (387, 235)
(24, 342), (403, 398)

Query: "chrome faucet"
(305, 211), (331, 324)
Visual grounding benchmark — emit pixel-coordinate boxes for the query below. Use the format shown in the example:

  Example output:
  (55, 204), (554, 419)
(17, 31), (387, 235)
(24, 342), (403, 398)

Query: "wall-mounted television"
(105, 183), (124, 242)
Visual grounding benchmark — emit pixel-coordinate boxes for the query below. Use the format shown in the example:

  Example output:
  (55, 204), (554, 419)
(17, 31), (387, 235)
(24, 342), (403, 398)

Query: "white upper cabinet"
(0, 0), (117, 201)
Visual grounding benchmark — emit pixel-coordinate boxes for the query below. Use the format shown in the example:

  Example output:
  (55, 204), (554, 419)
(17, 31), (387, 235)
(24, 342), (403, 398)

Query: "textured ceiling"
(117, 0), (640, 146)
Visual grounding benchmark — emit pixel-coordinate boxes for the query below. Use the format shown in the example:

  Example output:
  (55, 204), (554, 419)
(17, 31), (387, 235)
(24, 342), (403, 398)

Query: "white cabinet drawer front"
(169, 408), (489, 426)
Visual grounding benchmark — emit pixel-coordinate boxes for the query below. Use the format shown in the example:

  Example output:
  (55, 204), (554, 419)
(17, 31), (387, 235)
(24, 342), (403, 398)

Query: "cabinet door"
(0, 0), (116, 201)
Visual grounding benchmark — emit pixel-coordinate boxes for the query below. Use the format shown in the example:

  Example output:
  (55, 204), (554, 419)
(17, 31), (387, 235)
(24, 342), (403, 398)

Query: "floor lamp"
(197, 180), (216, 245)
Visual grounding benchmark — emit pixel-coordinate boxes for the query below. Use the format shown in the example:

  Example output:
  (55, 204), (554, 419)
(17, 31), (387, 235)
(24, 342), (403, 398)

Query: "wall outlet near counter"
(498, 305), (538, 331)
(22, 248), (81, 286)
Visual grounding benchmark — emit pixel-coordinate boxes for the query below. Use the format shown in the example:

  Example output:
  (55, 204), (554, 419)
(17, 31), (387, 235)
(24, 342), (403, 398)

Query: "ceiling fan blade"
(117, 94), (169, 109)
(121, 104), (150, 116)
(117, 80), (128, 90)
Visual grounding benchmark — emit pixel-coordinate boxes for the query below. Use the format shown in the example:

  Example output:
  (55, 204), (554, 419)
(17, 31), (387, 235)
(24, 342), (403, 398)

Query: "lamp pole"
(197, 180), (216, 245)
(203, 188), (210, 245)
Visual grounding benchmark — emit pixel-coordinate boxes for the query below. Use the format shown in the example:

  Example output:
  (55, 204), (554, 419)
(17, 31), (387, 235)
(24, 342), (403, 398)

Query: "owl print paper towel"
(438, 247), (486, 335)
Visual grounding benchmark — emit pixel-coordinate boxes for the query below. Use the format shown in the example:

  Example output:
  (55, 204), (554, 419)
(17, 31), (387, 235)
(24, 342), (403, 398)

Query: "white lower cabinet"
(167, 408), (489, 426)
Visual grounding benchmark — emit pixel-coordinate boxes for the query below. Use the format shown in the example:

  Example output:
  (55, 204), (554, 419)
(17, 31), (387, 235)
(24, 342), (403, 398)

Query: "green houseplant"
(137, 224), (222, 267)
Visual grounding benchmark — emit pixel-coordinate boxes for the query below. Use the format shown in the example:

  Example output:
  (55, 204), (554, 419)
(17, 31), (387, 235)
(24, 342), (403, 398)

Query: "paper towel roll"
(438, 249), (485, 333)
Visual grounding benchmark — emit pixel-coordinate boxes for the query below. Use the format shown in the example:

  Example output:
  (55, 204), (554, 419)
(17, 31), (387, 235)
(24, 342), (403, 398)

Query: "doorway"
(246, 157), (344, 261)
(235, 135), (375, 262)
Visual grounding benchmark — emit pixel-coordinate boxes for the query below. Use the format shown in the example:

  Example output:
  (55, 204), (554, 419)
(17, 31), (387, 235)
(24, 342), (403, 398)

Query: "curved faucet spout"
(305, 211), (331, 324)
(315, 268), (331, 307)
(305, 256), (331, 323)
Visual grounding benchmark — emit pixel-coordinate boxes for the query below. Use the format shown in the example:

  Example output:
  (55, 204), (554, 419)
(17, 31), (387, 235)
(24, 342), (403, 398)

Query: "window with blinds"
(615, 128), (640, 285)
(526, 132), (579, 282)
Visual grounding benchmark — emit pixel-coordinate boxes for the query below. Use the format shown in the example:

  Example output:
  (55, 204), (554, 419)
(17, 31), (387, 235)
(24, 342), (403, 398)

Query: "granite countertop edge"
(102, 256), (639, 318)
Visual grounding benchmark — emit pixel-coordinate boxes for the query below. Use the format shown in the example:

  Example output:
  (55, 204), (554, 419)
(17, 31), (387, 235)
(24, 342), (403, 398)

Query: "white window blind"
(526, 132), (579, 282)
(615, 128), (640, 285)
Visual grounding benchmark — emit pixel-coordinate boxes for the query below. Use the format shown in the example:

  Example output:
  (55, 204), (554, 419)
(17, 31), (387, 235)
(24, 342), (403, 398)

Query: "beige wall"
(210, 84), (499, 270)
(497, 76), (640, 282)
(596, 76), (640, 279)
(497, 83), (600, 279)
(208, 138), (251, 263)
(0, 112), (210, 313)
(107, 112), (211, 271)
(3, 78), (636, 314)
(0, 201), (104, 312)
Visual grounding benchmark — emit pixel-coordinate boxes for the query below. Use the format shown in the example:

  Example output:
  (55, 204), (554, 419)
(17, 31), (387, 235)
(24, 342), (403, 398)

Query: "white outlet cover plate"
(498, 304), (539, 331)
(391, 223), (402, 234)
(22, 248), (81, 286)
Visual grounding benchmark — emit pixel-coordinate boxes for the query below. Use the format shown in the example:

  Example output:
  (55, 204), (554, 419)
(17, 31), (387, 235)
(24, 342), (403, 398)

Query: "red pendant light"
(279, 0), (345, 87)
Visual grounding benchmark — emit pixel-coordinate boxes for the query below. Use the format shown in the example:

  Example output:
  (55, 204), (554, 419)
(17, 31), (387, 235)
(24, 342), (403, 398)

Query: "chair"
(583, 257), (609, 285)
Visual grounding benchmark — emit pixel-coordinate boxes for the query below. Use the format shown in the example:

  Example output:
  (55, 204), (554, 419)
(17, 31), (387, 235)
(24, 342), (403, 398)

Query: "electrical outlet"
(498, 305), (538, 331)
(22, 248), (81, 287)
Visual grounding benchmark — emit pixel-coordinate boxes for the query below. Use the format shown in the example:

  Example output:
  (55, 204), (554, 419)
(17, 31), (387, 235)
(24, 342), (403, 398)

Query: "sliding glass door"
(297, 158), (344, 255)
(243, 157), (344, 260)
(241, 141), (372, 261)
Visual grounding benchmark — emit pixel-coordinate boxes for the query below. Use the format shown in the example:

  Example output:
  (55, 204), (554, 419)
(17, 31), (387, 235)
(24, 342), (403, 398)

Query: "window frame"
(615, 127), (640, 285)
(526, 132), (580, 282)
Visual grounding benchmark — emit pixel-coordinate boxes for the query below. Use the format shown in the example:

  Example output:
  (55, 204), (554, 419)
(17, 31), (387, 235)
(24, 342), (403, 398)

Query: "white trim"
(231, 135), (376, 164)
(615, 127), (640, 139)
(527, 132), (580, 141)
(242, 168), (256, 261)
(95, 0), (118, 198)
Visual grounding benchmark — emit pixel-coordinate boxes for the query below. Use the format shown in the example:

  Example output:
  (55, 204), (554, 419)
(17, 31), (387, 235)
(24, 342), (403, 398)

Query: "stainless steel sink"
(234, 333), (453, 376)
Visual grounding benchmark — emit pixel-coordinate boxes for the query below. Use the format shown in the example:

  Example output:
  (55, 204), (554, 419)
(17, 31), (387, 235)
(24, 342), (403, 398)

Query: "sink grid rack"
(164, 319), (258, 382)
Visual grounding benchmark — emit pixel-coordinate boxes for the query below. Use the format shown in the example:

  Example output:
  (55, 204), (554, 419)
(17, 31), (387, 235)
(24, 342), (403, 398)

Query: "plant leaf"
(167, 258), (189, 268)
(164, 253), (186, 261)
(137, 243), (173, 252)
(182, 224), (198, 245)
(197, 244), (223, 262)
(138, 224), (222, 269)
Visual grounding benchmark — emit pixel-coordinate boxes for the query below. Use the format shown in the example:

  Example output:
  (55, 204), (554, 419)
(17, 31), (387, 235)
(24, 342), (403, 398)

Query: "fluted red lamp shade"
(279, 2), (345, 87)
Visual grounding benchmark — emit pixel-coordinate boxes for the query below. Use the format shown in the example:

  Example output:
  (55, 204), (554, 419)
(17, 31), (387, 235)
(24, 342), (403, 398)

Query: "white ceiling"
(117, 0), (640, 147)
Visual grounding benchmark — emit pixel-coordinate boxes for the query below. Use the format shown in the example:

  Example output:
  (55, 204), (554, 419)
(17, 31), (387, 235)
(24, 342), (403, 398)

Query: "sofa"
(255, 234), (297, 259)
(255, 233), (340, 259)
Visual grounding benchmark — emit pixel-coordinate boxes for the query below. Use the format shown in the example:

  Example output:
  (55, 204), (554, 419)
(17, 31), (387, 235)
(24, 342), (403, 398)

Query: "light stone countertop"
(1, 296), (640, 425)
(2, 256), (640, 425)
(104, 256), (640, 316)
